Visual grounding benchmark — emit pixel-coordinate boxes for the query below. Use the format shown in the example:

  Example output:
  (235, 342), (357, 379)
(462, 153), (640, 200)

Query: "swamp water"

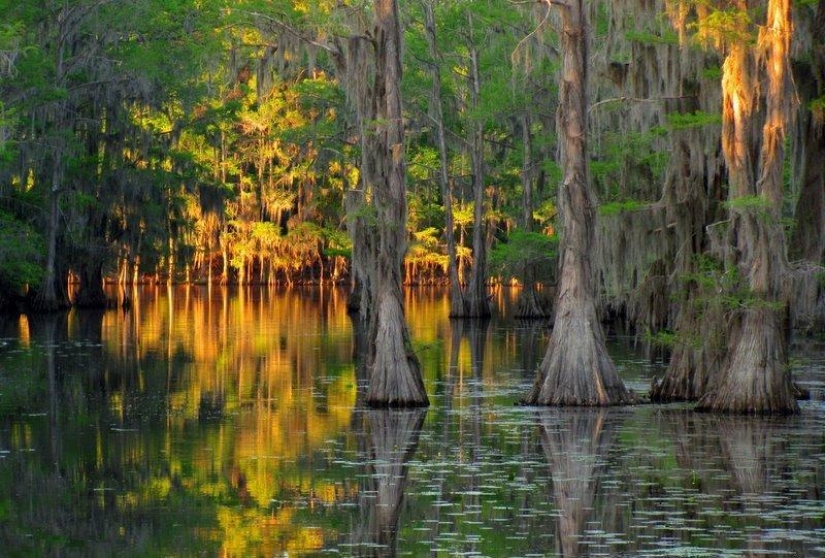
(0, 286), (823, 557)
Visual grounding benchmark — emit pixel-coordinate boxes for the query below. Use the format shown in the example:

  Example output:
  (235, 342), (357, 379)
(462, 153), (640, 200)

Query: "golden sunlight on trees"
(2, 0), (824, 416)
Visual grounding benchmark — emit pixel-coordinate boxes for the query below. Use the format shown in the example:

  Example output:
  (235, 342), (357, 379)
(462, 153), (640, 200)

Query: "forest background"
(0, 1), (824, 399)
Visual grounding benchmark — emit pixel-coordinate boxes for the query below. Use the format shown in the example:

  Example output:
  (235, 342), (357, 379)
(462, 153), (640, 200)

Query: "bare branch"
(511, 0), (554, 67)
(588, 95), (698, 114)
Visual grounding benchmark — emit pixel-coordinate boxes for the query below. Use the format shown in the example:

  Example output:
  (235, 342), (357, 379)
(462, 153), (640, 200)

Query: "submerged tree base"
(514, 285), (552, 320)
(365, 291), (429, 408)
(29, 291), (71, 314)
(697, 307), (798, 415)
(523, 304), (635, 407)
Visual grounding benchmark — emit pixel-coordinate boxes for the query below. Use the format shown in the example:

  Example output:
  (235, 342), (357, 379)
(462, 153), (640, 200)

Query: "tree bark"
(463, 20), (492, 319)
(32, 149), (70, 312)
(365, 0), (428, 407)
(515, 111), (550, 319)
(652, 126), (723, 402)
(74, 260), (108, 308)
(423, 0), (465, 318)
(524, 0), (631, 406)
(698, 0), (797, 414)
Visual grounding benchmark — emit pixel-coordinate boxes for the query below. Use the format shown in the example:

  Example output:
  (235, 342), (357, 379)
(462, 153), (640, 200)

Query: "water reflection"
(538, 409), (620, 557)
(351, 408), (427, 557)
(0, 287), (823, 557)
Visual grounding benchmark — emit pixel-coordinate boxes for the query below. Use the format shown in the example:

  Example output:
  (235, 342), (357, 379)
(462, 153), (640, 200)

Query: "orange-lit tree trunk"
(524, 0), (631, 406)
(698, 0), (797, 414)
(365, 0), (429, 407)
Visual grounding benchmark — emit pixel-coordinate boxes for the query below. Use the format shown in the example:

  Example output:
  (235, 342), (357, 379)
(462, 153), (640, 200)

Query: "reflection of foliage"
(489, 229), (558, 282)
(2, 293), (824, 556)
(0, 341), (42, 417)
(1, 291), (361, 556)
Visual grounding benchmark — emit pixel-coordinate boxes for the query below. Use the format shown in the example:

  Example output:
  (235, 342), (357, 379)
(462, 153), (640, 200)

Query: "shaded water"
(0, 286), (823, 557)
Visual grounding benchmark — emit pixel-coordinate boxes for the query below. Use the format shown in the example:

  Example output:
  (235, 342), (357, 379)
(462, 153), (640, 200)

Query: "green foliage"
(679, 253), (783, 315)
(533, 198), (558, 230)
(0, 208), (44, 295)
(702, 65), (723, 81)
(599, 199), (649, 216)
(724, 195), (768, 210)
(811, 96), (825, 121)
(723, 195), (775, 221)
(592, 128), (668, 200)
(689, 6), (754, 46)
(666, 111), (722, 131)
(489, 229), (557, 281)
(322, 226), (351, 259)
(644, 328), (681, 349)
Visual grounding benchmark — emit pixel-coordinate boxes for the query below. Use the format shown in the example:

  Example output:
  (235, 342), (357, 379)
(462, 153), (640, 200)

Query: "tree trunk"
(698, 0), (797, 414)
(515, 111), (550, 319)
(652, 127), (723, 402)
(423, 1), (465, 318)
(463, 26), (492, 319)
(524, 0), (631, 406)
(32, 157), (70, 312)
(365, 0), (428, 408)
(789, 113), (825, 263)
(346, 182), (373, 317)
(789, 0), (825, 264)
(220, 234), (229, 285)
(74, 260), (108, 308)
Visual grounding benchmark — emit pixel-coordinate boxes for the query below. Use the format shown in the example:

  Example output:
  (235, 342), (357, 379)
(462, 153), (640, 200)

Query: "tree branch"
(588, 95), (698, 114)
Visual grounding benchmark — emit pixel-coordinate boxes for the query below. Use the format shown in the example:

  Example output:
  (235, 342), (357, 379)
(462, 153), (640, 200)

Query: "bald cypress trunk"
(515, 111), (550, 319)
(787, 2), (825, 331)
(33, 157), (70, 312)
(74, 260), (108, 308)
(524, 0), (631, 406)
(652, 125), (725, 401)
(462, 19), (492, 319)
(790, 2), (825, 264)
(365, 0), (428, 407)
(423, 1), (465, 318)
(698, 0), (797, 414)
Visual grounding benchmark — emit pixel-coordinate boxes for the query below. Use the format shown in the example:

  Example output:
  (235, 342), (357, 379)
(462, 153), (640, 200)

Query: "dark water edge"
(0, 286), (823, 557)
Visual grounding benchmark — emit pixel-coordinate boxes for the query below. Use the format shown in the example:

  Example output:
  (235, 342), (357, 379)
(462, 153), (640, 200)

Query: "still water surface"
(0, 286), (823, 557)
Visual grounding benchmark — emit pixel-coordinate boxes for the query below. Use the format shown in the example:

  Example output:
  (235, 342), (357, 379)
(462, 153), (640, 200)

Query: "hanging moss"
(625, 29), (679, 46)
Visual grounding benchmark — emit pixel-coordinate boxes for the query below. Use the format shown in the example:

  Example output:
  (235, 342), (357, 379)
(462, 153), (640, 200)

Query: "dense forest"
(1, 1), (823, 410)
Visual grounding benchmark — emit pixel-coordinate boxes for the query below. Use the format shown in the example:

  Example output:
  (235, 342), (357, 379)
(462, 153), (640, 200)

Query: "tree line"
(1, 0), (823, 412)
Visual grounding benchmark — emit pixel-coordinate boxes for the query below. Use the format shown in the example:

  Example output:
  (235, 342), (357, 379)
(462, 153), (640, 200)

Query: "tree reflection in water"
(2, 288), (824, 556)
(705, 413), (793, 558)
(538, 409), (620, 557)
(352, 408), (427, 557)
